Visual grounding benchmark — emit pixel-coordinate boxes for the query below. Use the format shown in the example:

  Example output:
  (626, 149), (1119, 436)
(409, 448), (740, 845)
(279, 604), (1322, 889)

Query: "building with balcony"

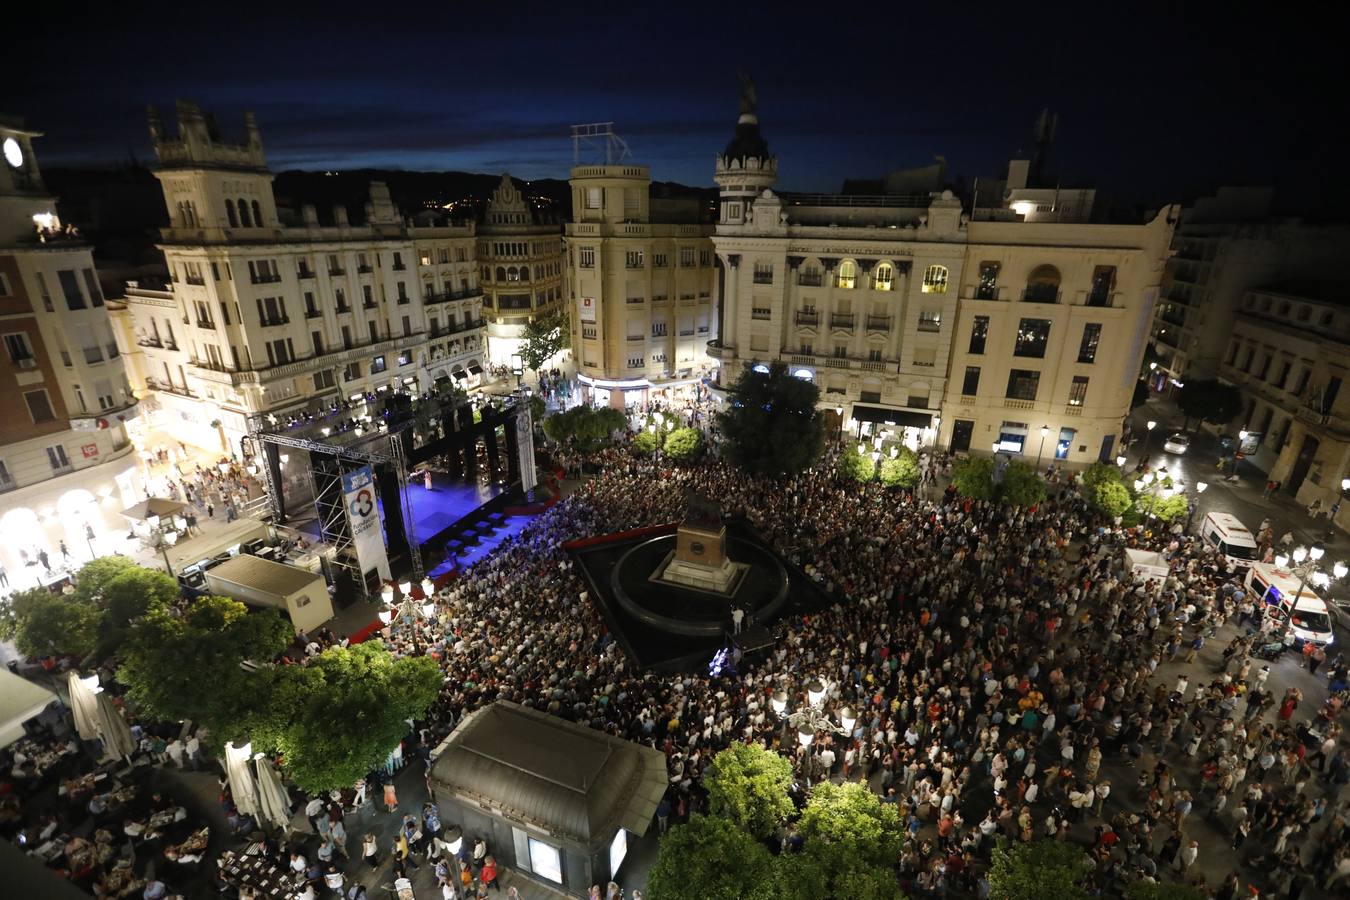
(110, 101), (486, 453)
(0, 115), (142, 587)
(1149, 187), (1347, 390)
(1218, 282), (1349, 518)
(707, 90), (1176, 462)
(476, 174), (565, 366)
(566, 158), (715, 406)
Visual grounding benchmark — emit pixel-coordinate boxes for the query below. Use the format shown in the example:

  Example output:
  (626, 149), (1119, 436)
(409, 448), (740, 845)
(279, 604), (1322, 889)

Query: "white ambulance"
(1245, 561), (1335, 648)
(1199, 512), (1259, 574)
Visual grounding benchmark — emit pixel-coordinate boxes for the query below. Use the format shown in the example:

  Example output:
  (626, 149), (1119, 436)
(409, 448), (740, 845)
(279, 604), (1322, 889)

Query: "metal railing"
(866, 316), (891, 331)
(798, 272), (823, 286)
(829, 313), (855, 329)
(795, 312), (819, 326)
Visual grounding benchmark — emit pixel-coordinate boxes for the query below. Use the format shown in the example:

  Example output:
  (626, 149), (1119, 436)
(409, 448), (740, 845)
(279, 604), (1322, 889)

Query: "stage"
(396, 475), (504, 538)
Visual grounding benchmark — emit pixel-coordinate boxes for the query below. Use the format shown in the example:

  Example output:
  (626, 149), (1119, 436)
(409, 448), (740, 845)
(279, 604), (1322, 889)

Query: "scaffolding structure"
(571, 122), (631, 165)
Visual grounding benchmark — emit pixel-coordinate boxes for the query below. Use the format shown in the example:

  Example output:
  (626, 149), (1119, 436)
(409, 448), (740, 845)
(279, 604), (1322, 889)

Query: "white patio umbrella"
(252, 753), (292, 833)
(94, 690), (136, 762)
(223, 741), (260, 817)
(66, 672), (101, 742)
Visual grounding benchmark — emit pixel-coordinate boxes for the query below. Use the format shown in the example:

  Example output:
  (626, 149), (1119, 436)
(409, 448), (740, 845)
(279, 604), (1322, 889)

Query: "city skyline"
(8, 2), (1342, 209)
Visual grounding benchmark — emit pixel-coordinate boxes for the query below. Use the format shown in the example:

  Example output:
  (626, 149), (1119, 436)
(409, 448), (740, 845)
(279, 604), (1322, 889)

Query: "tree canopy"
(663, 426), (703, 462)
(798, 782), (904, 898)
(0, 588), (101, 660)
(950, 456), (996, 500)
(542, 405), (626, 451)
(646, 814), (775, 900)
(256, 642), (441, 794)
(704, 743), (795, 839)
(878, 447), (921, 489)
(999, 460), (1048, 507)
(1176, 379), (1243, 428)
(716, 361), (825, 476)
(988, 839), (1092, 900)
(632, 429), (661, 455)
(519, 309), (569, 372)
(839, 447), (876, 482)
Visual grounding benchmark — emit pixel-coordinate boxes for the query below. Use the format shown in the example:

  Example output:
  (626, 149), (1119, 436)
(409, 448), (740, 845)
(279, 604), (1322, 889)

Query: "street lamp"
(1116, 454), (1127, 468)
(1144, 420), (1157, 457)
(441, 824), (464, 891)
(1036, 424), (1050, 468)
(378, 582), (437, 654)
(1266, 543), (1346, 621)
(834, 405), (844, 442)
(157, 529), (179, 576)
(771, 678), (853, 782)
(1186, 481), (1208, 531)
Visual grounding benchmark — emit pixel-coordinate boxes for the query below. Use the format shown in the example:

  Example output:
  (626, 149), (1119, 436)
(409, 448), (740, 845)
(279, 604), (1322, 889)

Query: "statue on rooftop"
(738, 71), (758, 116)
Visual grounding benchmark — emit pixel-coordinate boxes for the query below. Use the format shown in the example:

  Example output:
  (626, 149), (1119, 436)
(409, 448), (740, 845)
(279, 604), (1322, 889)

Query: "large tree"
(999, 460), (1048, 507)
(839, 447), (876, 482)
(988, 839), (1092, 900)
(519, 309), (569, 373)
(0, 588), (101, 660)
(950, 456), (996, 500)
(797, 782), (903, 899)
(1176, 379), (1243, 430)
(878, 447), (921, 489)
(542, 405), (626, 452)
(258, 642), (440, 793)
(645, 814), (775, 900)
(663, 426), (704, 462)
(717, 361), (825, 476)
(117, 595), (293, 745)
(704, 743), (795, 839)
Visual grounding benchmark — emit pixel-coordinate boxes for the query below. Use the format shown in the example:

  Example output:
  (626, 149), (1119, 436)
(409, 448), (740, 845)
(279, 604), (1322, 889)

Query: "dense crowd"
(377, 444), (1350, 897)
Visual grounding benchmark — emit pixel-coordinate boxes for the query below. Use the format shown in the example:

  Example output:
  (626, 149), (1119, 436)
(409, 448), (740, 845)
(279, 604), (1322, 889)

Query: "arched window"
(873, 263), (894, 291)
(225, 199), (238, 228)
(921, 265), (948, 294)
(495, 266), (507, 282)
(1023, 265), (1060, 303)
(519, 267), (529, 282)
(237, 199), (252, 227)
(836, 260), (857, 289)
(251, 201), (262, 227)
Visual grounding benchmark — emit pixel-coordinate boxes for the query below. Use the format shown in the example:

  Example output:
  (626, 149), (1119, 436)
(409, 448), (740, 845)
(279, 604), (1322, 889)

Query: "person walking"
(361, 833), (379, 869)
(383, 779), (398, 813)
(480, 856), (501, 892)
(0, 562), (9, 589)
(1176, 839), (1199, 876)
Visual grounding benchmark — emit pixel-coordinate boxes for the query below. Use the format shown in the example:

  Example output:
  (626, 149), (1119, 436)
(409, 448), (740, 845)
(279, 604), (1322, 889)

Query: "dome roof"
(722, 119), (771, 163)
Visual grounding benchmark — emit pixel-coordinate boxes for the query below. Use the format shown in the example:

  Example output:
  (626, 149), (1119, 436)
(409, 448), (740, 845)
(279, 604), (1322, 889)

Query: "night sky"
(8, 1), (1341, 208)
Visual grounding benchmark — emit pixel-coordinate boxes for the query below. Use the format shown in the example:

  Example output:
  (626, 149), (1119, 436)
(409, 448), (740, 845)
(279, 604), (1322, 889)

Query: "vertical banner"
(578, 296), (596, 324)
(342, 466), (391, 582)
(517, 399), (537, 496)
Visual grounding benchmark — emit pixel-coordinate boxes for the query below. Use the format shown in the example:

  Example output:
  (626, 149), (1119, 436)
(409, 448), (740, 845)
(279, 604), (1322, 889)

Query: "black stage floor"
(568, 519), (831, 673)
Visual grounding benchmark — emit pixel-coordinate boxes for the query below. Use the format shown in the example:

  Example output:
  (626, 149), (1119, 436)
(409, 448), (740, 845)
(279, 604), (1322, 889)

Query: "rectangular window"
(1068, 375), (1089, 406)
(968, 315), (989, 354)
(585, 187), (602, 209)
(976, 262), (1000, 300)
(627, 356), (645, 368)
(312, 370), (336, 390)
(341, 325), (352, 349)
(419, 250), (432, 266)
(912, 347), (936, 367)
(528, 839), (563, 885)
(368, 321), (379, 343)
(4, 332), (34, 365)
(699, 249), (712, 267)
(921, 265), (948, 294)
(397, 282), (409, 303)
(402, 315), (412, 337)
(918, 310), (942, 332)
(753, 263), (774, 284)
(1275, 361), (1291, 389)
(343, 361), (362, 381)
(392, 251), (405, 270)
(363, 284), (375, 306)
(371, 355), (386, 374)
(653, 253), (668, 268)
(1087, 265), (1116, 306)
(1005, 369), (1040, 401)
(311, 331), (324, 355)
(625, 250), (644, 269)
(25, 389), (56, 423)
(579, 248), (595, 268)
(82, 269), (104, 307)
(962, 366), (981, 396)
(1014, 318), (1052, 358)
(680, 247), (695, 267)
(47, 444), (71, 471)
(1077, 323), (1101, 364)
(860, 390), (882, 404)
(867, 349), (882, 362)
(1055, 427), (1075, 460)
(58, 269), (85, 309)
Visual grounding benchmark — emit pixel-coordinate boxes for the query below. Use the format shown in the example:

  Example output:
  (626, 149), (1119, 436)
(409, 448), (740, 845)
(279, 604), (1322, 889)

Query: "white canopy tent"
(0, 669), (58, 748)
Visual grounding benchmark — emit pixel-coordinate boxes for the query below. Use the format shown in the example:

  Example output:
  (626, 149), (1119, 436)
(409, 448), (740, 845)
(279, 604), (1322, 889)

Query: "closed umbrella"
(94, 690), (136, 762)
(66, 672), (101, 742)
(252, 754), (292, 833)
(223, 742), (260, 817)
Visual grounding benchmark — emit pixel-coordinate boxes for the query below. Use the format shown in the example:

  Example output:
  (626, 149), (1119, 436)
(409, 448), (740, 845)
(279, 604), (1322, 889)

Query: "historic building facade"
(1218, 283), (1349, 519)
(0, 115), (142, 585)
(708, 96), (1176, 464)
(111, 102), (485, 452)
(565, 163), (716, 407)
(476, 174), (565, 367)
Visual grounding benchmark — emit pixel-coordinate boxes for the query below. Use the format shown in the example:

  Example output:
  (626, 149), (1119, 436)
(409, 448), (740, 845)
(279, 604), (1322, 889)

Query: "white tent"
(0, 669), (57, 748)
(252, 754), (292, 833)
(1125, 548), (1170, 581)
(95, 691), (136, 762)
(65, 672), (101, 742)
(223, 742), (260, 817)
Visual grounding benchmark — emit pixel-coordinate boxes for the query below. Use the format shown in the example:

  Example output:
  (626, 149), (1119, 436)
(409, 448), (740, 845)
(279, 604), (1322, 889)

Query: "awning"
(851, 404), (932, 428)
(467, 364), (483, 375)
(119, 497), (189, 522)
(452, 369), (468, 380)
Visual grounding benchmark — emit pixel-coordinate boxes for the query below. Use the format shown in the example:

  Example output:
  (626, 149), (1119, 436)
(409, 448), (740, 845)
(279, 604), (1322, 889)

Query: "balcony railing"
(627, 334), (645, 342)
(391, 263), (406, 271)
(328, 267), (346, 276)
(752, 271), (773, 284)
(751, 308), (772, 320)
(196, 319), (216, 330)
(184, 275), (205, 286)
(424, 287), (484, 305)
(357, 264), (374, 274)
(251, 273), (283, 285)
(795, 311), (819, 326)
(918, 318), (942, 333)
(363, 302), (379, 311)
(10, 356), (37, 370)
(305, 308), (322, 319)
(798, 272), (823, 286)
(829, 313), (855, 329)
(260, 316), (290, 327)
(1022, 285), (1060, 303)
(298, 268), (316, 279)
(138, 337), (163, 348)
(865, 315), (891, 332)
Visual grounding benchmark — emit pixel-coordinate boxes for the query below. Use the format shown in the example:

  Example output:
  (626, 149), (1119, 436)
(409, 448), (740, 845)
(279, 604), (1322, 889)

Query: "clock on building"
(3, 137), (22, 168)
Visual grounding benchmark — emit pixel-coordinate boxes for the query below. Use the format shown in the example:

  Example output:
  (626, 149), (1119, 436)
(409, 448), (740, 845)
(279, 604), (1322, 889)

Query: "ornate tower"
(713, 74), (777, 227)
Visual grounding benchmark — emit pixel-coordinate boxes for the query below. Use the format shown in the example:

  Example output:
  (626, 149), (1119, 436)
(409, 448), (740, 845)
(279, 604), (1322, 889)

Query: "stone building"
(110, 101), (486, 452)
(0, 115), (142, 585)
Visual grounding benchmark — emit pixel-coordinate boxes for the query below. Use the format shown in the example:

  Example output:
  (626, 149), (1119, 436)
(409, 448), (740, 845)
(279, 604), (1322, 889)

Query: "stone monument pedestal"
(652, 521), (747, 596)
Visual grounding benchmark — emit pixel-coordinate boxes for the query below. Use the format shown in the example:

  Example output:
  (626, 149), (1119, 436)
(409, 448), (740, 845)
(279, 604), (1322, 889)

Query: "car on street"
(1162, 433), (1190, 454)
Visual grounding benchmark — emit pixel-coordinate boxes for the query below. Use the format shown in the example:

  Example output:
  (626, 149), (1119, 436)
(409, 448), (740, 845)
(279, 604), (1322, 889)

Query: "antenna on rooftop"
(571, 123), (631, 165)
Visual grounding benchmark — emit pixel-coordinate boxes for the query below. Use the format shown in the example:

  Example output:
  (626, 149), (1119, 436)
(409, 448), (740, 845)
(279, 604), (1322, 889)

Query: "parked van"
(1245, 561), (1335, 648)
(1199, 512), (1259, 573)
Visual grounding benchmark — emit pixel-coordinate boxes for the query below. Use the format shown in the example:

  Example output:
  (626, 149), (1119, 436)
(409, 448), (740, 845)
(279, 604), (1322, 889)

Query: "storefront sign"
(81, 443), (99, 459)
(341, 466), (391, 582)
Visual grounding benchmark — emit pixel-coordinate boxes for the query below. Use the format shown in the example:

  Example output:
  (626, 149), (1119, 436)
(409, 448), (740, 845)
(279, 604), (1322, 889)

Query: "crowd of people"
(374, 437), (1349, 897)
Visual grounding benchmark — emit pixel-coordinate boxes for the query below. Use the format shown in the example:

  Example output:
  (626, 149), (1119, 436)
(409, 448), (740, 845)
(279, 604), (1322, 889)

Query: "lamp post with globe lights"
(1268, 544), (1348, 614)
(379, 578), (437, 654)
(1035, 424), (1050, 468)
(769, 679), (855, 781)
(1185, 481), (1208, 532)
(1144, 419), (1158, 458)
